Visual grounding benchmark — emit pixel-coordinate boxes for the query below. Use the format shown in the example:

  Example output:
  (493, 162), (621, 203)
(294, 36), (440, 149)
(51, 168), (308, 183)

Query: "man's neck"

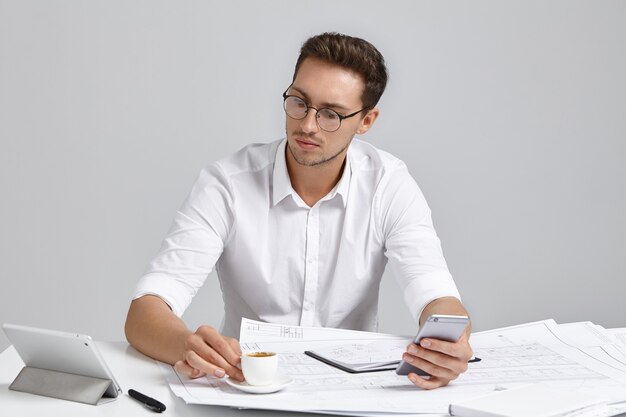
(285, 148), (346, 208)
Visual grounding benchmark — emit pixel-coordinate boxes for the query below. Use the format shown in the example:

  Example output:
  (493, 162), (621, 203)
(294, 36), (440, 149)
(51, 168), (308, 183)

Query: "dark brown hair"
(293, 32), (388, 110)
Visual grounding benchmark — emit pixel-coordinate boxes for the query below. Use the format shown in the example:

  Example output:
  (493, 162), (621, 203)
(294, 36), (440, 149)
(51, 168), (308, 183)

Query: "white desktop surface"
(0, 341), (328, 417)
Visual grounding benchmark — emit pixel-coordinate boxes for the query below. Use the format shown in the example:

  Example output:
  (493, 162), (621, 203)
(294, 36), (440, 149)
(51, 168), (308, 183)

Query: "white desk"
(0, 341), (327, 417)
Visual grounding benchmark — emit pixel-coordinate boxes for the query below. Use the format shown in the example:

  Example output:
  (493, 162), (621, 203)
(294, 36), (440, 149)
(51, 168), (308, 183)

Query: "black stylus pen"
(128, 389), (166, 413)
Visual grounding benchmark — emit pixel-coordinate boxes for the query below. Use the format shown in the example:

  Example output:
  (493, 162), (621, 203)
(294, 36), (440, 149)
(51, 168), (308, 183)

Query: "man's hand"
(405, 296), (474, 389)
(402, 330), (473, 389)
(173, 325), (245, 381)
(125, 296), (244, 381)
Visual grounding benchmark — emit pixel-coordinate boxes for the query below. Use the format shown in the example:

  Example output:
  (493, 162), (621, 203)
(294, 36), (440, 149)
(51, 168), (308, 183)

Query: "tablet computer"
(2, 323), (122, 400)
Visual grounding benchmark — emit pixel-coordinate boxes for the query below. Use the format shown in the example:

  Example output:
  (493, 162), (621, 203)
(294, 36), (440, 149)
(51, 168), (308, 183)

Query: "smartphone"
(395, 314), (469, 376)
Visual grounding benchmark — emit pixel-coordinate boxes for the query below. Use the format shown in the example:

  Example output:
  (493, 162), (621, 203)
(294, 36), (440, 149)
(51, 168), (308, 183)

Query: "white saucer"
(225, 373), (294, 394)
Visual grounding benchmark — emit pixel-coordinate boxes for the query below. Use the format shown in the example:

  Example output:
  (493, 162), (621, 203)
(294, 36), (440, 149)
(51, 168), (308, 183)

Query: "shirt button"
(307, 258), (313, 264)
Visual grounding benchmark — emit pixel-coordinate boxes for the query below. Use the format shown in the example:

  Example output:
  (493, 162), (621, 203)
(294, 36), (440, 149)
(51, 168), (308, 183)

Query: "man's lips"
(295, 138), (320, 149)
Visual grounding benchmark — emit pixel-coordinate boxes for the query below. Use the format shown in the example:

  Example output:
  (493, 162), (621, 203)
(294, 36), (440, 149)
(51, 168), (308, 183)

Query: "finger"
(419, 338), (473, 362)
(203, 349), (244, 381)
(188, 332), (243, 378)
(402, 352), (458, 380)
(226, 337), (243, 357)
(187, 338), (235, 373)
(174, 359), (206, 379)
(197, 326), (242, 369)
(408, 345), (469, 376)
(185, 349), (244, 380)
(407, 373), (451, 390)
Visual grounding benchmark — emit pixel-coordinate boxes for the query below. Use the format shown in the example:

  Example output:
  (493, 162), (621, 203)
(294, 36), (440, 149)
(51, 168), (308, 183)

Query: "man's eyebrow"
(290, 86), (351, 112)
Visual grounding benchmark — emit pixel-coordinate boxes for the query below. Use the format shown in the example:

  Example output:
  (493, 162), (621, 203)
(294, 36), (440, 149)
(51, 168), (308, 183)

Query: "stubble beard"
(286, 131), (352, 167)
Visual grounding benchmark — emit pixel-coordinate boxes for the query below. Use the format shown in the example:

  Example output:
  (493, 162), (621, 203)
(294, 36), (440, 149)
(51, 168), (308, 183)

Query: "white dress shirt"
(133, 138), (460, 338)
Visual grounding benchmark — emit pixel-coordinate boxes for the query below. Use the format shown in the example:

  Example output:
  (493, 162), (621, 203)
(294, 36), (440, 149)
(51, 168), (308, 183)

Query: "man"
(125, 32), (473, 390)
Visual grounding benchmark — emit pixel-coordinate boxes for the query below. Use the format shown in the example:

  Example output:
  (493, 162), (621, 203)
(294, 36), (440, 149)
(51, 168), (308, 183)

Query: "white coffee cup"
(241, 352), (278, 386)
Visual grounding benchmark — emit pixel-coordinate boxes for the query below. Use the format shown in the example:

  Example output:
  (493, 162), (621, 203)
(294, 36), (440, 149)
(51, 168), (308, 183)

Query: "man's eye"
(321, 110), (339, 120)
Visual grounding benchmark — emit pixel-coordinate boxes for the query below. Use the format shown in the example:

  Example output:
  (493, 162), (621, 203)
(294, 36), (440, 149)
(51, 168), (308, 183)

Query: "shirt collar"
(272, 139), (293, 207)
(271, 138), (352, 208)
(325, 149), (351, 208)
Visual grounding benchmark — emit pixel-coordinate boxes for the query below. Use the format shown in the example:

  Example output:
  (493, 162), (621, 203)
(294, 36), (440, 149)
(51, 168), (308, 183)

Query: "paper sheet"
(161, 318), (626, 416)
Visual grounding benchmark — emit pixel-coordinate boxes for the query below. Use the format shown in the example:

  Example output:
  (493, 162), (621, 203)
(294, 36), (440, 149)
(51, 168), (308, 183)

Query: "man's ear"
(356, 107), (380, 135)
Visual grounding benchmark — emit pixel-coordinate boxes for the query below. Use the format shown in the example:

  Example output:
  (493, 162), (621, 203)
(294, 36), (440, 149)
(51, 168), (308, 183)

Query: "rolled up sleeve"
(378, 164), (461, 323)
(132, 163), (234, 317)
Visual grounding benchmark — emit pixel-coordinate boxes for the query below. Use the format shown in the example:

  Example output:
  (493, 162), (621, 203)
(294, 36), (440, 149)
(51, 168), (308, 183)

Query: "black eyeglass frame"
(282, 87), (370, 132)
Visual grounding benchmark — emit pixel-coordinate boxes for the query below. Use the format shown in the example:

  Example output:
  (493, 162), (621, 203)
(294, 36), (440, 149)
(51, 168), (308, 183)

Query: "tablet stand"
(9, 366), (116, 405)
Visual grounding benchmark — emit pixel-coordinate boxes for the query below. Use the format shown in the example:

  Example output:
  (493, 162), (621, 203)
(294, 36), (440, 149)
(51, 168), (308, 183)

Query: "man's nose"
(300, 110), (319, 134)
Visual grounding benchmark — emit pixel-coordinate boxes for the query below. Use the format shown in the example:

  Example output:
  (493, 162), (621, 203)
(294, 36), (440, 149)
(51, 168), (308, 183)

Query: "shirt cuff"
(132, 274), (196, 317)
(403, 272), (462, 325)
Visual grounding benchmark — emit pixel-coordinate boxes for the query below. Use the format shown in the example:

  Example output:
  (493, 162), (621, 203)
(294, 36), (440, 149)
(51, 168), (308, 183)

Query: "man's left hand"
(402, 331), (473, 389)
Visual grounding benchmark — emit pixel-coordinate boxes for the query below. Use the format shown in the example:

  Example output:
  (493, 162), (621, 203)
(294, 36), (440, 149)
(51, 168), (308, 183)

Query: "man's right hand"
(173, 325), (244, 381)
(125, 296), (244, 381)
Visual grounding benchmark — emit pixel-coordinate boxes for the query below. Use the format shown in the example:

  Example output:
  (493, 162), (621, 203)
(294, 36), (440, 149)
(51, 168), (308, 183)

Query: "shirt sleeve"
(132, 163), (234, 317)
(376, 162), (461, 324)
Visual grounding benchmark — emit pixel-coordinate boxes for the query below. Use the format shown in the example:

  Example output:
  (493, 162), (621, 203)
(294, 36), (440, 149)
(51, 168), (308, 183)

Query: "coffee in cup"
(241, 351), (278, 386)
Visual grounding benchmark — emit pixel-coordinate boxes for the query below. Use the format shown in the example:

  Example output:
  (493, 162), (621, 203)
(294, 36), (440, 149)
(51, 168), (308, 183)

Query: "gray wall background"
(1, 0), (625, 352)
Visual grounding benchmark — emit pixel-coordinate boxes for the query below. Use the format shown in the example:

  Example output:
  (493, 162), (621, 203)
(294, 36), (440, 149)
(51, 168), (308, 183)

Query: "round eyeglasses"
(282, 89), (368, 132)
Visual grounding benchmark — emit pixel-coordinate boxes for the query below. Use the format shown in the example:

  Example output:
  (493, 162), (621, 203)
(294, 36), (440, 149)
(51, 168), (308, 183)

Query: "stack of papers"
(448, 384), (610, 417)
(161, 318), (626, 417)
